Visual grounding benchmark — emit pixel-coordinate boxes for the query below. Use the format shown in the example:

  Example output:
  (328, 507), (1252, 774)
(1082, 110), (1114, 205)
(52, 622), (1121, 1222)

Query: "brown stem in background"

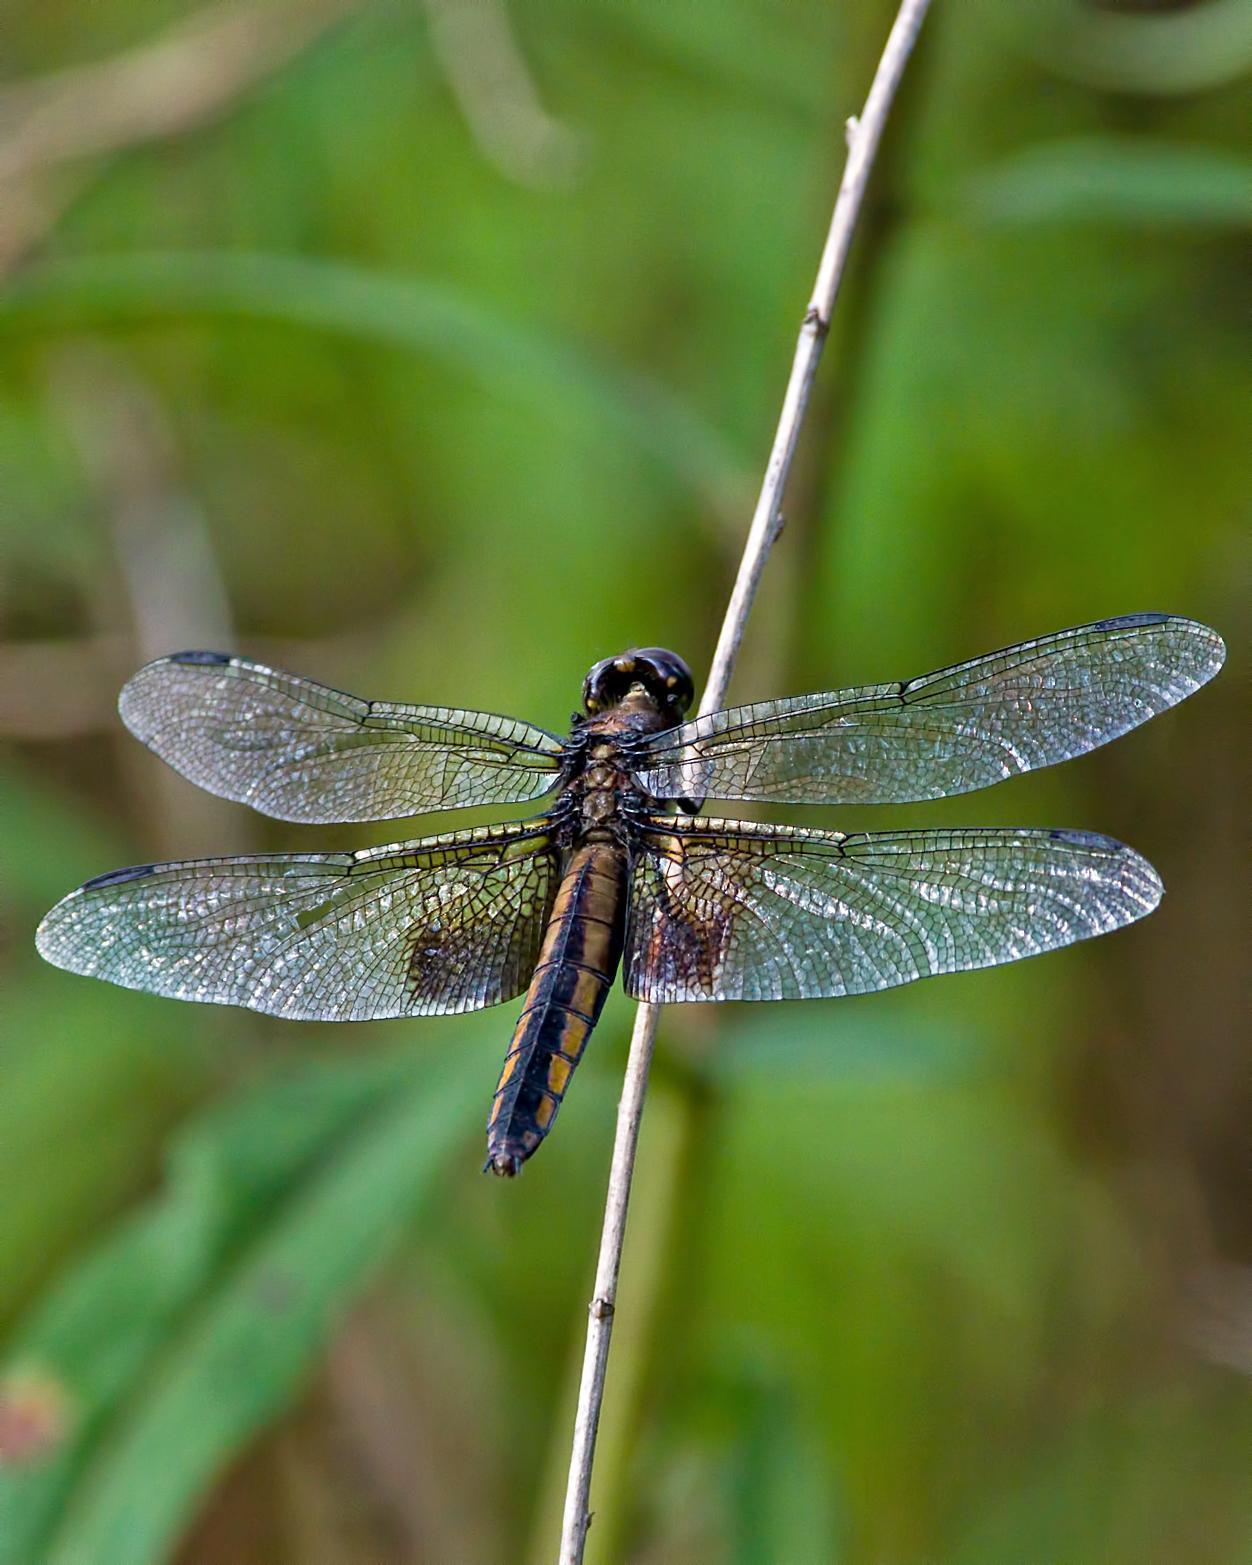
(0, 0), (362, 274)
(557, 2), (936, 1560)
(0, 0), (360, 184)
(422, 0), (584, 189)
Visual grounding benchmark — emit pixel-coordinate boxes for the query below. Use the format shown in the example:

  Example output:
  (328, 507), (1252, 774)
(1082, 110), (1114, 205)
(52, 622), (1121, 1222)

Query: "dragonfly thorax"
(570, 741), (636, 839)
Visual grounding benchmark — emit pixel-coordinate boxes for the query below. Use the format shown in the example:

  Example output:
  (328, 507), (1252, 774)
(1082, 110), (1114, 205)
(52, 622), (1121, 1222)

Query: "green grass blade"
(0, 251), (748, 514)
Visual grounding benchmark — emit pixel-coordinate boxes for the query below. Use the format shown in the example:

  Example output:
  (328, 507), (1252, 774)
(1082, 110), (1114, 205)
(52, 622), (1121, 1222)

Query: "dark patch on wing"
(37, 821), (562, 1021)
(624, 817), (1164, 1003)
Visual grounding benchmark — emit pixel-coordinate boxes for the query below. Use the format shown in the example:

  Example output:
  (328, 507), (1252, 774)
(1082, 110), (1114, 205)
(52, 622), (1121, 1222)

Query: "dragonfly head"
(583, 647), (694, 718)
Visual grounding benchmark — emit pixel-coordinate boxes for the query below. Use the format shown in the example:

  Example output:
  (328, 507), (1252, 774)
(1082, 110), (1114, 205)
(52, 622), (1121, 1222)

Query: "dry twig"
(557, 2), (936, 1559)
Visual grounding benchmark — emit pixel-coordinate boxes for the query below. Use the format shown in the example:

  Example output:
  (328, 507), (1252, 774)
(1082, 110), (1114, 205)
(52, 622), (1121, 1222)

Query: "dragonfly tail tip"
(484, 1151), (524, 1178)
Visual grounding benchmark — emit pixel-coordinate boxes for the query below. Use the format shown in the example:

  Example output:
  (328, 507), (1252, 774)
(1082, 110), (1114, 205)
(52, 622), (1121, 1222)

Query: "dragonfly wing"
(624, 816), (1161, 1003)
(36, 820), (561, 1020)
(633, 615), (1225, 805)
(119, 652), (565, 822)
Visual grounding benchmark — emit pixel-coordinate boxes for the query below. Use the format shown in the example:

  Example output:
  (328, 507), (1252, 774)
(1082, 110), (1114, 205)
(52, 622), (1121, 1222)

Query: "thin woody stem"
(557, 3), (935, 1560)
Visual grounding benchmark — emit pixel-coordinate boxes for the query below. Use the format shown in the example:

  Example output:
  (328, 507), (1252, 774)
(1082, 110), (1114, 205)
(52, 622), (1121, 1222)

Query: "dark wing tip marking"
(1092, 612), (1226, 676)
(1045, 828), (1164, 912)
(38, 863), (159, 965)
(1046, 828), (1120, 850)
(82, 863), (159, 889)
(1093, 612), (1170, 631)
(166, 650), (233, 666)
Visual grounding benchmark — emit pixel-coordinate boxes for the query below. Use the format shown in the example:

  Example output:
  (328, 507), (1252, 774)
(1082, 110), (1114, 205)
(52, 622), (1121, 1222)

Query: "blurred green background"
(1, 1), (1247, 1561)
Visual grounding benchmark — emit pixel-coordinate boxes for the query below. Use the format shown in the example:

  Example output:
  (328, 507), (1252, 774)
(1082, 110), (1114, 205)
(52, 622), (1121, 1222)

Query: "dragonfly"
(37, 612), (1224, 1176)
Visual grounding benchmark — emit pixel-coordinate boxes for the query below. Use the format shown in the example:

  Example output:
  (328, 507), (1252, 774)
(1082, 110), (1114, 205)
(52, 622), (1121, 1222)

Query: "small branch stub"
(557, 4), (935, 1561)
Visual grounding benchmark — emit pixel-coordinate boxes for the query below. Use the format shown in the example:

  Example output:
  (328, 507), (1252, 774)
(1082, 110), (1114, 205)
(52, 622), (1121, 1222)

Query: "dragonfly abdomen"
(485, 842), (626, 1176)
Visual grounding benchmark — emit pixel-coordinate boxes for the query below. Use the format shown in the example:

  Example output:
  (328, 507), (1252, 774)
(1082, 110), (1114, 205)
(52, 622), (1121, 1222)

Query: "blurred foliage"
(0, 1), (1246, 1562)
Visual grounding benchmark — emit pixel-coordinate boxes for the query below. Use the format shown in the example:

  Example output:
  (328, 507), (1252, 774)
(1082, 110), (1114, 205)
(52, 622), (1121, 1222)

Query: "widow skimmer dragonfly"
(37, 613), (1223, 1175)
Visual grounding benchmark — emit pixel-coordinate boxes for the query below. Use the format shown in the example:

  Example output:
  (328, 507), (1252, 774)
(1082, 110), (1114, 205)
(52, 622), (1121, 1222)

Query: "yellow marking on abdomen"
(485, 842), (627, 1174)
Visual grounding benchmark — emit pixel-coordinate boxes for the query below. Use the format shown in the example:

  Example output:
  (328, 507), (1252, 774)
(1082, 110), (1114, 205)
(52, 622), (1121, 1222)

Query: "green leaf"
(966, 138), (1252, 230)
(0, 1045), (485, 1565)
(0, 251), (748, 516)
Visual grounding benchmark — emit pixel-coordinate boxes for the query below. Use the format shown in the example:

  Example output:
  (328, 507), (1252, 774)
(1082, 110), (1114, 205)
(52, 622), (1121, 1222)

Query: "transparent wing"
(119, 651), (565, 822)
(633, 615), (1225, 805)
(624, 817), (1161, 1003)
(36, 820), (561, 1020)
